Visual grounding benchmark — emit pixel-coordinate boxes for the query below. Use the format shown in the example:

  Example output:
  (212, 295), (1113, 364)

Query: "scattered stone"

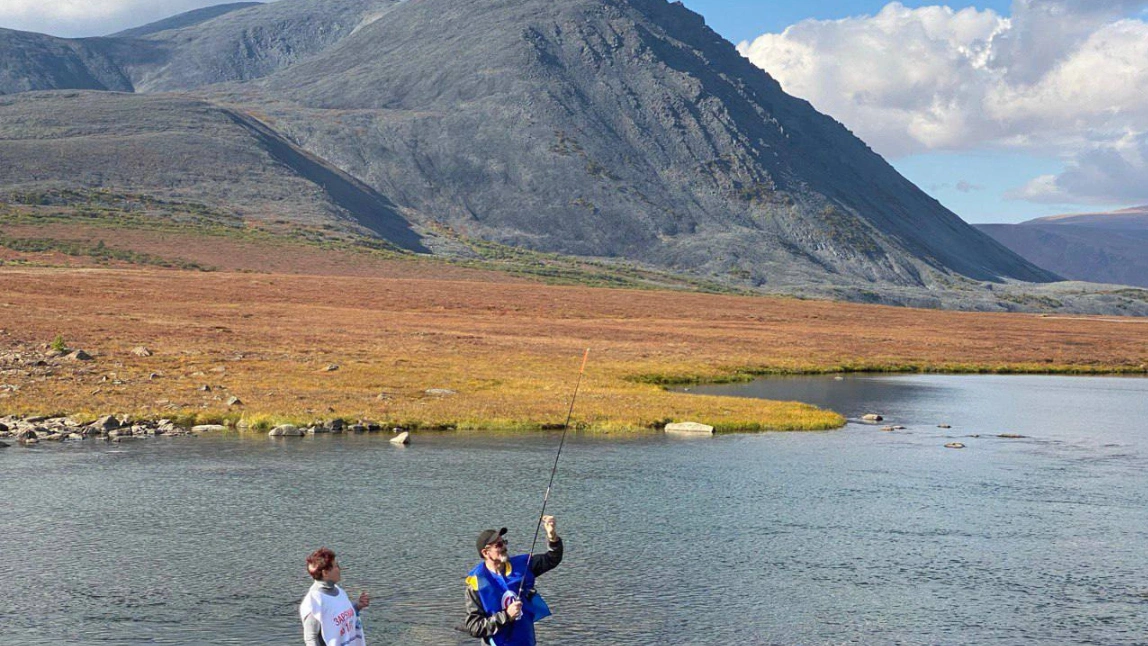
(349, 424), (366, 433)
(131, 346), (153, 357)
(997, 433), (1026, 439)
(269, 424), (303, 437)
(198, 384), (212, 392)
(66, 350), (93, 361)
(862, 414), (883, 422)
(425, 388), (457, 397)
(892, 425), (906, 430)
(390, 431), (411, 445)
(938, 424), (952, 429)
(664, 421), (715, 434)
(191, 424), (227, 433)
(41, 433), (64, 442)
(376, 392), (392, 400)
(149, 373), (160, 380)
(328, 419), (346, 432)
(307, 425), (328, 434)
(880, 426), (895, 432)
(20, 437), (38, 445)
(0, 422), (7, 433)
(323, 364), (339, 372)
(67, 433), (84, 441)
(16, 429), (37, 441)
(0, 441), (8, 448)
(227, 396), (243, 406)
(945, 442), (966, 449)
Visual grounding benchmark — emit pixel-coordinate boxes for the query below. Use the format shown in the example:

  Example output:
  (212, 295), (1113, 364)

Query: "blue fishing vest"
(468, 554), (551, 646)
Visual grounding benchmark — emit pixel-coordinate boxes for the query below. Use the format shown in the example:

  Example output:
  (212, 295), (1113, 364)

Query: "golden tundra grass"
(0, 266), (1146, 433)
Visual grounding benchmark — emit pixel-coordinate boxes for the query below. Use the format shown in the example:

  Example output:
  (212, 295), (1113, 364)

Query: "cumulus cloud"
(738, 0), (1148, 205)
(0, 0), (258, 37)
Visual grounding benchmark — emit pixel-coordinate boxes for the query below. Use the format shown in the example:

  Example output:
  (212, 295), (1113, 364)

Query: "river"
(2, 374), (1146, 644)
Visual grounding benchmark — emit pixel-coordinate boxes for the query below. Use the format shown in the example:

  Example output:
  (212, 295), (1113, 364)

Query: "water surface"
(3, 375), (1146, 645)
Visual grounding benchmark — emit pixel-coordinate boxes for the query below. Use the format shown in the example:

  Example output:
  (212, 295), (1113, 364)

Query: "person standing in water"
(464, 515), (563, 646)
(300, 547), (370, 646)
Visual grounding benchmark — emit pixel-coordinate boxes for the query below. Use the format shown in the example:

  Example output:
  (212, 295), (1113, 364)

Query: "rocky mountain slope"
(0, 91), (426, 250)
(977, 207), (1148, 288)
(3, 0), (1145, 313)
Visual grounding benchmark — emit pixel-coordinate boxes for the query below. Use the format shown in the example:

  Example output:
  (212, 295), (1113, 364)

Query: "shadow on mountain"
(223, 108), (428, 253)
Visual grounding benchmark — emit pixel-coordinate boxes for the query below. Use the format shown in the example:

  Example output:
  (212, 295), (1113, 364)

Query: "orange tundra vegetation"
(0, 265), (1146, 432)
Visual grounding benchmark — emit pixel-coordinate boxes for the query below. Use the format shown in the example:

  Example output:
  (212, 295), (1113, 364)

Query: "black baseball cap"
(476, 527), (508, 553)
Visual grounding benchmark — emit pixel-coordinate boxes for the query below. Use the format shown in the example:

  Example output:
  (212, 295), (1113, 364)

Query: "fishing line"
(516, 348), (589, 600)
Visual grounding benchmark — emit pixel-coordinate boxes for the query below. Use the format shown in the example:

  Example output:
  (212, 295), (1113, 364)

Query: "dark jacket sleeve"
(528, 538), (563, 577)
(464, 585), (511, 639)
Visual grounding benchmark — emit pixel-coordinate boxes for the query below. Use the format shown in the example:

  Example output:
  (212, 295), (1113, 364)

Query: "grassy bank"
(2, 264), (1146, 433)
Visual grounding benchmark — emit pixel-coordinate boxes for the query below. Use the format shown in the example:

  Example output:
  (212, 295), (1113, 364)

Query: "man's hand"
(542, 515), (559, 541)
(357, 591), (371, 610)
(506, 600), (523, 620)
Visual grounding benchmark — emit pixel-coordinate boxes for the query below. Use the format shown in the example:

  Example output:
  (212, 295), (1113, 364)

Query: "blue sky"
(682, 0), (1012, 45)
(3, 0), (1146, 223)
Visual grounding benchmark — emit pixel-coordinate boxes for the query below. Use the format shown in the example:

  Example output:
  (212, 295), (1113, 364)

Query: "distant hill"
(6, 0), (1148, 314)
(110, 2), (263, 39)
(976, 207), (1148, 288)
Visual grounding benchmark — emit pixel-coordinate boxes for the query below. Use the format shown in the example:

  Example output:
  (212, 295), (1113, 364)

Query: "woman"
(300, 547), (370, 646)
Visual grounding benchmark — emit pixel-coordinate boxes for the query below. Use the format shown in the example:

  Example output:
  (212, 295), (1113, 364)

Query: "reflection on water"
(2, 375), (1147, 645)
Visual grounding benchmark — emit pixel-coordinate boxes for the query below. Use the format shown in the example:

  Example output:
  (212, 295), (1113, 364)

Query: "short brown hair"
(306, 547), (336, 580)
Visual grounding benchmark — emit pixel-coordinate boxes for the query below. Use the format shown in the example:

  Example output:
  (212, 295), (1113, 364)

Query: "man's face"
(483, 538), (508, 564)
(324, 560), (342, 584)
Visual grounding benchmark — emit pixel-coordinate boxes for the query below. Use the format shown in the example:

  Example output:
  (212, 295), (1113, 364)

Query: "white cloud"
(1011, 133), (1148, 204)
(738, 1), (1148, 205)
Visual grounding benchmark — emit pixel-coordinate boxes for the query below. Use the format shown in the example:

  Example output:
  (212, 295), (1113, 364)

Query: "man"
(464, 515), (563, 646)
(300, 547), (370, 646)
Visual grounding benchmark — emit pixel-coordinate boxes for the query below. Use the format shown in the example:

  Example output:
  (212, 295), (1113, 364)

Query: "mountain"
(245, 0), (1055, 291)
(7, 0), (1143, 313)
(977, 207), (1148, 288)
(0, 91), (427, 251)
(0, 29), (133, 93)
(110, 3), (262, 39)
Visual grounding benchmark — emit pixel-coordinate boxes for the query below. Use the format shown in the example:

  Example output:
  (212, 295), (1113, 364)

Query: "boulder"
(323, 364), (340, 372)
(227, 396), (243, 406)
(191, 424), (227, 433)
(16, 429), (37, 440)
(67, 433), (84, 441)
(390, 431), (411, 445)
(880, 426), (895, 432)
(938, 424), (952, 429)
(66, 350), (93, 361)
(41, 433), (64, 442)
(0, 440), (8, 448)
(945, 442), (966, 449)
(131, 346), (153, 357)
(0, 422), (8, 433)
(425, 388), (457, 397)
(348, 424), (366, 433)
(269, 424), (303, 437)
(997, 433), (1026, 439)
(664, 421), (715, 434)
(861, 414), (883, 422)
(20, 437), (38, 445)
(95, 415), (121, 431)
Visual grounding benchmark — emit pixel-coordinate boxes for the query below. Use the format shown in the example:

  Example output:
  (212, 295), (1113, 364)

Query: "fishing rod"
(516, 348), (589, 600)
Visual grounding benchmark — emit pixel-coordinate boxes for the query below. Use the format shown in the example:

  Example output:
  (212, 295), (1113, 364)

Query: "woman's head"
(306, 547), (340, 583)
